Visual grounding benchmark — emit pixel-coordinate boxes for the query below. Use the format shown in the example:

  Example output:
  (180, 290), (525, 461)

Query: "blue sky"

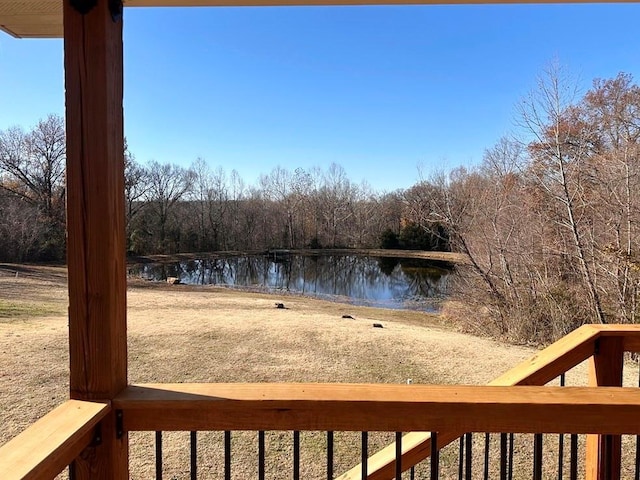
(1, 4), (640, 191)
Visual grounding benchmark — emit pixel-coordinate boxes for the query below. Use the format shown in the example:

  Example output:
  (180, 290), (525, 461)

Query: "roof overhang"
(1, 0), (637, 39)
(0, 1), (62, 38)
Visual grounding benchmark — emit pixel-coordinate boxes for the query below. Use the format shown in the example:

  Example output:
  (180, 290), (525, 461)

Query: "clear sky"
(1, 4), (640, 192)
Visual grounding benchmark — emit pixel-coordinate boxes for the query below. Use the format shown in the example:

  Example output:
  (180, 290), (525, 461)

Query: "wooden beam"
(127, 0), (640, 5)
(114, 383), (640, 434)
(0, 400), (110, 480)
(6, 0), (640, 40)
(590, 324), (640, 353)
(591, 324), (640, 334)
(63, 0), (128, 478)
(585, 337), (624, 480)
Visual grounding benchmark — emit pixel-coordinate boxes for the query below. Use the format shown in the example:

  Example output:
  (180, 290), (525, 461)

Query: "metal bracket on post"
(116, 410), (124, 439)
(69, 0), (122, 22)
(109, 0), (123, 22)
(69, 0), (98, 14)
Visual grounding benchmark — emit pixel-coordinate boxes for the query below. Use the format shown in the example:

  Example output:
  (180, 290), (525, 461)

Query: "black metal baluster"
(636, 430), (640, 480)
(508, 433), (514, 480)
(558, 373), (566, 480)
(603, 435), (613, 478)
(500, 433), (508, 480)
(483, 433), (490, 480)
(327, 431), (334, 480)
(465, 433), (472, 479)
(458, 436), (464, 480)
(190, 431), (197, 480)
(569, 434), (578, 480)
(258, 431), (265, 480)
(361, 432), (368, 480)
(558, 433), (565, 480)
(410, 466), (415, 480)
(69, 463), (76, 480)
(396, 432), (403, 480)
(155, 431), (163, 480)
(224, 431), (231, 480)
(293, 431), (300, 480)
(430, 432), (439, 480)
(636, 435), (640, 480)
(533, 433), (543, 480)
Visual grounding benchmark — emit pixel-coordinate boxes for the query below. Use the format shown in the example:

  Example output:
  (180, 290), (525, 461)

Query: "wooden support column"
(63, 0), (128, 478)
(585, 337), (623, 480)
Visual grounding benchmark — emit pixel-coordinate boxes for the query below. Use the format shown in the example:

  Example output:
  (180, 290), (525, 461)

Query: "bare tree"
(124, 142), (149, 252)
(0, 192), (47, 261)
(189, 159), (232, 251)
(144, 160), (195, 253)
(0, 114), (66, 258)
(0, 115), (65, 219)
(260, 166), (296, 248)
(581, 74), (640, 322)
(518, 63), (606, 324)
(320, 163), (355, 247)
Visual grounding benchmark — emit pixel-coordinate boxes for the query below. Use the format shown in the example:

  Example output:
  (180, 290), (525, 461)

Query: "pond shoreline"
(127, 252), (452, 312)
(127, 248), (469, 265)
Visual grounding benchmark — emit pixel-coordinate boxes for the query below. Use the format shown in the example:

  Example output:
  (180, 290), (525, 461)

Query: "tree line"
(123, 159), (423, 255)
(2, 68), (640, 343)
(407, 69), (640, 342)
(0, 121), (445, 262)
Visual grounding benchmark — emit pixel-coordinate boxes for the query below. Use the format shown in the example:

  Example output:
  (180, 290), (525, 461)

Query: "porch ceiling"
(1, 0), (634, 39)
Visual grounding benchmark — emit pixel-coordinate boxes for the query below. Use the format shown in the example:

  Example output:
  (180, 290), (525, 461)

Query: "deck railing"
(1, 324), (640, 480)
(339, 323), (629, 480)
(0, 400), (109, 480)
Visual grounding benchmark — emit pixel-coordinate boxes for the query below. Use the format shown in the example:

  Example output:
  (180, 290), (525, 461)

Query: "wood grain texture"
(0, 400), (109, 480)
(585, 337), (624, 480)
(64, 0), (127, 409)
(114, 383), (640, 434)
(623, 336), (640, 353)
(591, 324), (640, 352)
(590, 324), (640, 334)
(64, 0), (128, 477)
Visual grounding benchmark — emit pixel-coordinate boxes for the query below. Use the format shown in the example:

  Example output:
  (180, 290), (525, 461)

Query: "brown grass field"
(1, 264), (638, 479)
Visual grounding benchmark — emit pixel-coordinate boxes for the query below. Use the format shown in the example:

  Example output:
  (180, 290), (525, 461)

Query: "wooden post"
(63, 0), (128, 478)
(585, 337), (623, 480)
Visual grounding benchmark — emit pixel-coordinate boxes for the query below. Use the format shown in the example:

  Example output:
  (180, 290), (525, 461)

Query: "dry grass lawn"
(1, 264), (638, 479)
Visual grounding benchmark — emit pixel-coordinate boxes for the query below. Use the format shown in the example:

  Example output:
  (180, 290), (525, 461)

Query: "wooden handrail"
(489, 324), (601, 385)
(338, 324), (603, 479)
(338, 324), (629, 480)
(114, 383), (640, 434)
(0, 400), (110, 480)
(592, 324), (640, 352)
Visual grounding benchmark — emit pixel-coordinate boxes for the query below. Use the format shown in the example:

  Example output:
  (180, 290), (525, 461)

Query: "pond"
(128, 253), (453, 312)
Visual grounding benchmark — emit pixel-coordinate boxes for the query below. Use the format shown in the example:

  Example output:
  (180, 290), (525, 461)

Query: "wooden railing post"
(585, 336), (623, 480)
(63, 0), (128, 478)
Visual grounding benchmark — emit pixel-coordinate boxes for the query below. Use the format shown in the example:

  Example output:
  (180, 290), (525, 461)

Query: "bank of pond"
(128, 252), (455, 312)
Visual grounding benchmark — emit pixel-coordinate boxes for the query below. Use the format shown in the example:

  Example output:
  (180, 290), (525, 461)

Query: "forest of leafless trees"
(2, 70), (640, 343)
(0, 118), (442, 261)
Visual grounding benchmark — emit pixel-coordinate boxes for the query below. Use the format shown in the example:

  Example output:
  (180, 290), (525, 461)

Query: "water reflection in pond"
(129, 254), (452, 312)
